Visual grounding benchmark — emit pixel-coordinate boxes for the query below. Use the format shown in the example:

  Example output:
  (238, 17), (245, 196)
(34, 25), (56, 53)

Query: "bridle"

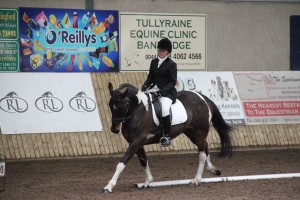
(111, 93), (156, 123)
(111, 103), (147, 123)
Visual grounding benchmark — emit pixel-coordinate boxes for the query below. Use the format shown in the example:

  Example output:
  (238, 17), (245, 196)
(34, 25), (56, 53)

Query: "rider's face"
(157, 49), (169, 58)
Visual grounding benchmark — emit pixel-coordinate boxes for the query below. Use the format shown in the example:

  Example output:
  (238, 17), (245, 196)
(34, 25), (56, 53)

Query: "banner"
(120, 13), (206, 71)
(0, 73), (102, 134)
(234, 71), (300, 124)
(0, 8), (19, 72)
(290, 16), (300, 71)
(177, 72), (245, 125)
(19, 7), (119, 72)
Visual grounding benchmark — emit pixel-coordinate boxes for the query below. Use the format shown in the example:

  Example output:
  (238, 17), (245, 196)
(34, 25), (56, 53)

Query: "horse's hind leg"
(184, 129), (208, 186)
(136, 147), (153, 188)
(186, 130), (219, 185)
(190, 149), (206, 186)
(204, 142), (221, 176)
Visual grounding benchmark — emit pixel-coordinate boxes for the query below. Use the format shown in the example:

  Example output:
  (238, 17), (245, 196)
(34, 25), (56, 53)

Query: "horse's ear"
(122, 88), (128, 98)
(108, 82), (114, 96)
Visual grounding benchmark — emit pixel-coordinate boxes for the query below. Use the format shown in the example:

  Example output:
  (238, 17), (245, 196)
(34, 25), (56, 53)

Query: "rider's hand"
(141, 85), (147, 92)
(156, 91), (161, 97)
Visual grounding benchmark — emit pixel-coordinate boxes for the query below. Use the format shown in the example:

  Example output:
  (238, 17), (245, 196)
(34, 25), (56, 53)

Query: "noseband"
(111, 94), (153, 123)
(111, 101), (146, 123)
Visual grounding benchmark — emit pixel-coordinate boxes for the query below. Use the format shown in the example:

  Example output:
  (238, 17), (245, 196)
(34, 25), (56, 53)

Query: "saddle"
(149, 92), (187, 127)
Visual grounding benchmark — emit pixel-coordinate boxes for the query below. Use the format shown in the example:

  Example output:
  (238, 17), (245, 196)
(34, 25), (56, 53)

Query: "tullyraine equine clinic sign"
(120, 13), (206, 71)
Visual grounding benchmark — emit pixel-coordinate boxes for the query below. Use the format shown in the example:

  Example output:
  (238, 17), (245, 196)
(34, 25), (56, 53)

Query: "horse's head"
(108, 82), (138, 134)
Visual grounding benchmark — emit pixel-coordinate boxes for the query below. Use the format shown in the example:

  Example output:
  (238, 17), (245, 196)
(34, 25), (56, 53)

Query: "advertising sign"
(0, 9), (19, 72)
(0, 9), (18, 40)
(234, 71), (300, 124)
(120, 13), (206, 71)
(19, 7), (119, 72)
(177, 72), (245, 125)
(0, 73), (102, 134)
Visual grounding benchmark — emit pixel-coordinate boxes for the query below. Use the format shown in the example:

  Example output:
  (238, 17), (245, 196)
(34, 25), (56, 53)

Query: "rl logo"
(35, 92), (63, 113)
(0, 92), (28, 113)
(69, 92), (96, 112)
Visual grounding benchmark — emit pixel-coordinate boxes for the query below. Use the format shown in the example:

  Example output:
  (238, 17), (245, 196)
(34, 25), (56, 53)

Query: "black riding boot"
(160, 115), (171, 147)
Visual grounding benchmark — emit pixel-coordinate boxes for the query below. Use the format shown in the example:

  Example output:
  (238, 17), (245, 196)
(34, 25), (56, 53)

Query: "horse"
(102, 82), (233, 193)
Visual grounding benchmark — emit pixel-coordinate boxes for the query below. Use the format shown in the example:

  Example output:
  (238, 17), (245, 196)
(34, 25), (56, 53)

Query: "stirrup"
(160, 136), (171, 147)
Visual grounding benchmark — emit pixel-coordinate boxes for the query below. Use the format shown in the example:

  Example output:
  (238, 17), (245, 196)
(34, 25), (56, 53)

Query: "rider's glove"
(141, 85), (147, 92)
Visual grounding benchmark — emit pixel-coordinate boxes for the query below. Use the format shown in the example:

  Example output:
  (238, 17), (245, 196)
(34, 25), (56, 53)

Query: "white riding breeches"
(145, 85), (172, 117)
(159, 96), (172, 117)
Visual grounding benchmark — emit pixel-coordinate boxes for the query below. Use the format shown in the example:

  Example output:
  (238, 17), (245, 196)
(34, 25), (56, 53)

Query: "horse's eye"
(113, 105), (117, 110)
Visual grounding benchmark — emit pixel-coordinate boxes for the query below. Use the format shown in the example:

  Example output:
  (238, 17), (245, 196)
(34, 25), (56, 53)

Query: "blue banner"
(19, 7), (119, 72)
(291, 16), (300, 71)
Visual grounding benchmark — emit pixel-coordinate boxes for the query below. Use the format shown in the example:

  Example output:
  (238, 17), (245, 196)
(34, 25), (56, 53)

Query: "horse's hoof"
(189, 182), (198, 186)
(142, 185), (150, 189)
(215, 169), (221, 176)
(101, 189), (111, 194)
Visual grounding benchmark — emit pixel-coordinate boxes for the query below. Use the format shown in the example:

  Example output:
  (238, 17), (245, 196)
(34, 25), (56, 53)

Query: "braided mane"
(117, 83), (139, 105)
(118, 83), (138, 94)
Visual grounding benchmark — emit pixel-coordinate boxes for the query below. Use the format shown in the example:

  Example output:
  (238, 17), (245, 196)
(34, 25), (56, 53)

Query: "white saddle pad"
(149, 95), (188, 126)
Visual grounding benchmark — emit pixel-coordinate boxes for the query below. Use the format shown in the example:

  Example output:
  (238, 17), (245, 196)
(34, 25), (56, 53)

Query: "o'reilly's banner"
(120, 13), (206, 71)
(0, 73), (102, 134)
(19, 7), (119, 72)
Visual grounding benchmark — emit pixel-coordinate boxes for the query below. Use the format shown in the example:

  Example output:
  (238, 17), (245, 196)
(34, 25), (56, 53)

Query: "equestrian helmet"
(157, 38), (172, 53)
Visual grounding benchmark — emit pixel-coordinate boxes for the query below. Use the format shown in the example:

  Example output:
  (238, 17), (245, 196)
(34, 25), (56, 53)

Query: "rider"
(141, 38), (177, 146)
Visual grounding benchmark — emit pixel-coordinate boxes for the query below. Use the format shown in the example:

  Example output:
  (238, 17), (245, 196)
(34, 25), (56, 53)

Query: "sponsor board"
(0, 73), (102, 134)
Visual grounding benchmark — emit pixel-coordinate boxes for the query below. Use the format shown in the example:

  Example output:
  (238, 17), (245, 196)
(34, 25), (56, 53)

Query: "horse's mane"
(118, 83), (138, 94)
(116, 83), (139, 105)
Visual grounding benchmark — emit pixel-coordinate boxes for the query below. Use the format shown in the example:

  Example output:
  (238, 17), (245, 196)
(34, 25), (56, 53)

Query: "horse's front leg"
(136, 147), (153, 188)
(102, 140), (143, 193)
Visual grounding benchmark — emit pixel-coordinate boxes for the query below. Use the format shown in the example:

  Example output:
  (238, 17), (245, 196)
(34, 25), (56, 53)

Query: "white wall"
(1, 0), (299, 71)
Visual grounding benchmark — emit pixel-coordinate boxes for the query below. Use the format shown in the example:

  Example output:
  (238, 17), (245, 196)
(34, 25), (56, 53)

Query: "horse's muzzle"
(110, 126), (120, 134)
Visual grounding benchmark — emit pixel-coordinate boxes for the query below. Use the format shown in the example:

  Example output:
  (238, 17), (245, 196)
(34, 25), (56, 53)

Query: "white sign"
(0, 73), (102, 134)
(234, 71), (300, 125)
(177, 72), (245, 125)
(0, 162), (4, 177)
(120, 12), (206, 71)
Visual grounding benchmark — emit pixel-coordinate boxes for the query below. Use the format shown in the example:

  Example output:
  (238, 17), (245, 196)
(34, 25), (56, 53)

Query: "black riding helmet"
(157, 38), (172, 53)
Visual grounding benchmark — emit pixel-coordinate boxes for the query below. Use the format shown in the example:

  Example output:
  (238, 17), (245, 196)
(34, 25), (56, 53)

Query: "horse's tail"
(202, 95), (233, 158)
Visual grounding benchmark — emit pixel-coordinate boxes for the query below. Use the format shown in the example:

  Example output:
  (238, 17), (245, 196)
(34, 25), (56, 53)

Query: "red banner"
(244, 101), (300, 117)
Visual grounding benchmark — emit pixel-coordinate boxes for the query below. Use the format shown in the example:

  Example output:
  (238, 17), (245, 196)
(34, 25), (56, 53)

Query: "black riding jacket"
(142, 57), (177, 103)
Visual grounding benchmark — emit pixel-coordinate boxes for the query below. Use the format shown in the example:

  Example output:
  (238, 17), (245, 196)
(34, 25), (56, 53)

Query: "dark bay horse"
(102, 82), (233, 193)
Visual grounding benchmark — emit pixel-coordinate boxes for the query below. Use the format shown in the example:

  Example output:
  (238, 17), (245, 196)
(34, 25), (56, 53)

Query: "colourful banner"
(19, 7), (119, 72)
(120, 13), (206, 71)
(234, 71), (300, 124)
